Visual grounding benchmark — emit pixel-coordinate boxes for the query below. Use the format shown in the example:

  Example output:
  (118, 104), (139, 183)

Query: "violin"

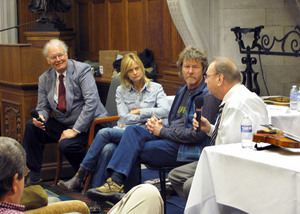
(260, 96), (289, 107)
(253, 129), (300, 148)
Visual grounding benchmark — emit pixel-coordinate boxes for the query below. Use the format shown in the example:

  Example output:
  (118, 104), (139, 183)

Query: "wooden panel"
(146, 0), (168, 59)
(17, 0), (40, 43)
(91, 1), (107, 51)
(78, 2), (90, 52)
(108, 0), (126, 50)
(128, 0), (144, 53)
(0, 44), (42, 84)
(17, 0), (185, 95)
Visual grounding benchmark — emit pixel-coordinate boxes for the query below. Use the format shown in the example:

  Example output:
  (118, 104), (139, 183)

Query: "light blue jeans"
(80, 127), (124, 188)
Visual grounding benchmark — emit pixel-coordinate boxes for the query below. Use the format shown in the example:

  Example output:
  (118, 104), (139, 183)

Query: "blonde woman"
(58, 53), (169, 193)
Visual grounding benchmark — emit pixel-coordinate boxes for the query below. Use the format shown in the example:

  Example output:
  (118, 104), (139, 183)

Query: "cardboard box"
(99, 50), (118, 78)
(98, 50), (137, 78)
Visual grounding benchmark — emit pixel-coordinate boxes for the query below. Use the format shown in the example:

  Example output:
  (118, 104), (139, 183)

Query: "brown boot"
(58, 167), (88, 191)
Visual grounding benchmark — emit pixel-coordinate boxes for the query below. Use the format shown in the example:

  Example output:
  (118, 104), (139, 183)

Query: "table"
(185, 143), (300, 214)
(267, 105), (300, 137)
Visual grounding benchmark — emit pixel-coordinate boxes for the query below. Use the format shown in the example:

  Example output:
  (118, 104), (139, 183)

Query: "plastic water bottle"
(290, 85), (297, 110)
(297, 87), (300, 112)
(241, 115), (253, 149)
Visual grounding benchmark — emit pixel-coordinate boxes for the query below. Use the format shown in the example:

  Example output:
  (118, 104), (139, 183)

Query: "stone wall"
(168, 0), (300, 96)
(221, 0), (300, 96)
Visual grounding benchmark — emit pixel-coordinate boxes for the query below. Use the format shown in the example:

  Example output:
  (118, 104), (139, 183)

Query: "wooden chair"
(54, 75), (121, 185)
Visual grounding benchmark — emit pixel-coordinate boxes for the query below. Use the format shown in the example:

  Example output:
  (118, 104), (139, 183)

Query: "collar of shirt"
(221, 83), (241, 107)
(0, 201), (25, 212)
(127, 82), (149, 93)
(55, 70), (67, 80)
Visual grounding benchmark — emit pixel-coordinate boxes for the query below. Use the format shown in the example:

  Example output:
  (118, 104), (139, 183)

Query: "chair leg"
(54, 144), (63, 184)
(159, 169), (167, 214)
(82, 174), (91, 194)
(139, 165), (142, 184)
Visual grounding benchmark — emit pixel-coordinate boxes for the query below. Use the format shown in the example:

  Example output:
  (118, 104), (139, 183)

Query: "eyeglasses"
(203, 73), (219, 80)
(182, 65), (202, 72)
(24, 166), (30, 177)
(48, 52), (66, 62)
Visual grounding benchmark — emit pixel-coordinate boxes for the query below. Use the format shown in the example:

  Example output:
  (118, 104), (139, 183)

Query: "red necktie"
(58, 74), (66, 113)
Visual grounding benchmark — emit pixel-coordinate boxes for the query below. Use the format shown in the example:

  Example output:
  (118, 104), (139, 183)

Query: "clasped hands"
(33, 114), (78, 142)
(145, 115), (163, 136)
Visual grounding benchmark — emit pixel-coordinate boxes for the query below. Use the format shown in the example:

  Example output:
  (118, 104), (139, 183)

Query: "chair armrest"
(25, 200), (90, 214)
(88, 116), (120, 147)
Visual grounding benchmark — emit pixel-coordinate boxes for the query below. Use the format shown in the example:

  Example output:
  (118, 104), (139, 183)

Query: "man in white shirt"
(169, 57), (268, 203)
(196, 57), (268, 144)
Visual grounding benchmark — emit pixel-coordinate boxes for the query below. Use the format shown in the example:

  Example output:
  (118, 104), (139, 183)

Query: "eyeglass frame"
(47, 52), (67, 62)
(203, 72), (219, 80)
(24, 166), (30, 178)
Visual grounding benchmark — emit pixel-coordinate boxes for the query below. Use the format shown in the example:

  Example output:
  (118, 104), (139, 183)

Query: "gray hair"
(213, 57), (241, 83)
(42, 39), (68, 57)
(177, 46), (208, 81)
(0, 137), (26, 199)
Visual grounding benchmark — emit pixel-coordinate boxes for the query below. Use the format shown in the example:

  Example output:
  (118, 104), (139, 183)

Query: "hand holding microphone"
(194, 96), (204, 132)
(30, 109), (46, 130)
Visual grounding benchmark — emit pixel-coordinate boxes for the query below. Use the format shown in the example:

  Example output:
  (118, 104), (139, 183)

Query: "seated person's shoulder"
(149, 81), (163, 89)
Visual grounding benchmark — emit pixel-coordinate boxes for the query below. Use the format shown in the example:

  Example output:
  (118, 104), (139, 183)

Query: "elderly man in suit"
(22, 39), (109, 186)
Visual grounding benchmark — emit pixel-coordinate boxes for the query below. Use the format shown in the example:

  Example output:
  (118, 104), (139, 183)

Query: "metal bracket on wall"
(231, 25), (300, 95)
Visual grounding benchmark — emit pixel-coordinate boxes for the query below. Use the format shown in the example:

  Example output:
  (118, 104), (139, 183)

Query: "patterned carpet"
(41, 168), (185, 214)
(41, 181), (113, 214)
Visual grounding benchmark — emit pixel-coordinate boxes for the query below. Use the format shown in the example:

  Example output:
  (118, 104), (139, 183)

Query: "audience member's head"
(120, 53), (150, 88)
(176, 46), (208, 89)
(0, 137), (27, 204)
(43, 39), (69, 74)
(205, 57), (241, 100)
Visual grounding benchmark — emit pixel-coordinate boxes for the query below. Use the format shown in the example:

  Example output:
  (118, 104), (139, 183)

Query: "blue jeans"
(107, 125), (181, 178)
(80, 127), (124, 188)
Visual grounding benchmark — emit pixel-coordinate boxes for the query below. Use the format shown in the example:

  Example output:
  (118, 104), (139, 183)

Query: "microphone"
(36, 18), (49, 24)
(30, 109), (44, 123)
(195, 96), (204, 132)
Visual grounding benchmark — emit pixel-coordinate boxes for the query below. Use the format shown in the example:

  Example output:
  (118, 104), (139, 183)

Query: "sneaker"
(144, 178), (170, 185)
(96, 177), (124, 194)
(86, 178), (124, 202)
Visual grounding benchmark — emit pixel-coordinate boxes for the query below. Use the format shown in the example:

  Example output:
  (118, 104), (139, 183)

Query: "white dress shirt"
(208, 83), (268, 145)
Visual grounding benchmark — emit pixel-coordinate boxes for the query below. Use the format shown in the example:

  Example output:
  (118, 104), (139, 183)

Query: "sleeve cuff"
(207, 124), (214, 137)
(72, 128), (81, 134)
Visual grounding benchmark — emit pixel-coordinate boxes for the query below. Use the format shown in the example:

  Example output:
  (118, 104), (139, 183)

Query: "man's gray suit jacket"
(36, 59), (109, 133)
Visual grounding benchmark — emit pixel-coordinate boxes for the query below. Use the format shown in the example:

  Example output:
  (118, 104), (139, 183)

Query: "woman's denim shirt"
(116, 82), (170, 128)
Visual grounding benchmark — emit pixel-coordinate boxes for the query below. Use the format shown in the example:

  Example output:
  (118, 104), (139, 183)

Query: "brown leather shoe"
(58, 167), (88, 191)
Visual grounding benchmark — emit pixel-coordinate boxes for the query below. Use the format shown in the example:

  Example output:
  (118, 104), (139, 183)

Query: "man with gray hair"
(22, 39), (110, 186)
(0, 137), (27, 213)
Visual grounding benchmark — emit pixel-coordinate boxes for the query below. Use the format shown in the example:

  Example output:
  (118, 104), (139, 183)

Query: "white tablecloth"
(185, 143), (300, 214)
(267, 105), (300, 137)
